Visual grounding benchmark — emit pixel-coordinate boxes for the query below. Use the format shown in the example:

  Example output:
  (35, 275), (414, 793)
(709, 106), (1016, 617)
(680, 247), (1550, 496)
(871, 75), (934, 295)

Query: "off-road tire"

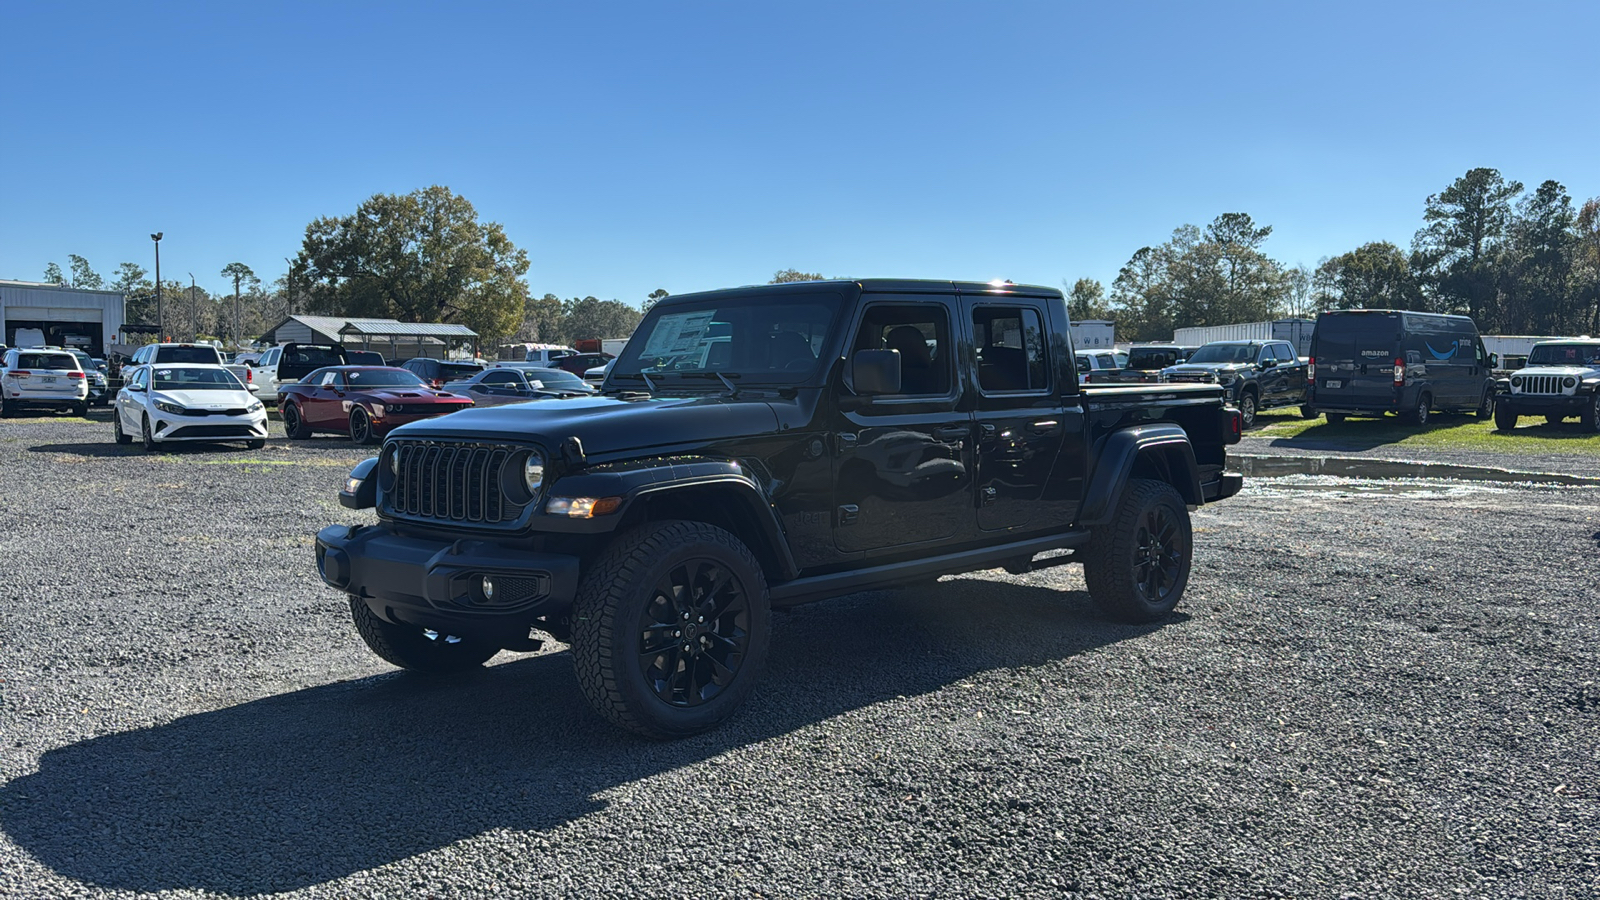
(1582, 393), (1600, 432)
(1495, 405), (1519, 432)
(112, 412), (131, 445)
(349, 407), (375, 445)
(571, 520), (771, 739)
(347, 594), (498, 673)
(1474, 389), (1495, 419)
(1404, 393), (1431, 426)
(1083, 478), (1192, 624)
(1238, 391), (1258, 428)
(283, 401), (312, 440)
(140, 415), (158, 453)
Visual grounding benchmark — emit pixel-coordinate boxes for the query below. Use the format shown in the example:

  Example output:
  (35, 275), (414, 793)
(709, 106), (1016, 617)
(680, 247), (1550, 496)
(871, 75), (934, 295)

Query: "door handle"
(933, 425), (969, 441)
(1027, 420), (1060, 435)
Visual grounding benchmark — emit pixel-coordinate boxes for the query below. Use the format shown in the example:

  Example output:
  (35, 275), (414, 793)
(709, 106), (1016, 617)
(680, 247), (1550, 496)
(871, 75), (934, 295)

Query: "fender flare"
(552, 458), (799, 581)
(1078, 424), (1202, 527)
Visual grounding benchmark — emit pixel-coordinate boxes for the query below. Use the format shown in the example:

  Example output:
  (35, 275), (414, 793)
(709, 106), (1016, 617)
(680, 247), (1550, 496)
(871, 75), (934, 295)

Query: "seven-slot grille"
(1514, 374), (1567, 395)
(385, 440), (527, 525)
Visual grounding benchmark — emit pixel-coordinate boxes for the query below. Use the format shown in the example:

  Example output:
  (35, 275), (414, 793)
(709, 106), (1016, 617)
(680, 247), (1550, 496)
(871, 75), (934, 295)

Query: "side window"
(850, 305), (953, 396)
(974, 307), (1048, 393)
(317, 370), (337, 387)
(482, 370), (518, 386)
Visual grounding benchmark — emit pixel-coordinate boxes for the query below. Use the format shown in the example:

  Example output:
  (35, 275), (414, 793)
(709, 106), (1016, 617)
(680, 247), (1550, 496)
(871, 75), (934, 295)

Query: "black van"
(1308, 310), (1496, 425)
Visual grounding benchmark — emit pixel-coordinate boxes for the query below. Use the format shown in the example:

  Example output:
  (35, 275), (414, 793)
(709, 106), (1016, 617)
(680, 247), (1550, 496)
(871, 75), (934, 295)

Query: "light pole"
(189, 274), (197, 342)
(151, 233), (164, 339)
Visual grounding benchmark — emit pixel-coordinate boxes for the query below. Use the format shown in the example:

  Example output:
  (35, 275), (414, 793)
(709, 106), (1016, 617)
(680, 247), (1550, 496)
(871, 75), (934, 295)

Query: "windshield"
(346, 368), (427, 388)
(17, 353), (79, 370)
(1186, 344), (1257, 365)
(613, 297), (840, 384)
(1128, 347), (1184, 369)
(1528, 344), (1600, 366)
(529, 369), (589, 389)
(154, 346), (222, 364)
(152, 367), (244, 391)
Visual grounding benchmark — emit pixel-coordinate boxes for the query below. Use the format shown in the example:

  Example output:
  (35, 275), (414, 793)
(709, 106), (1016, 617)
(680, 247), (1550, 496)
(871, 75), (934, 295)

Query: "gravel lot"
(1, 412), (1596, 898)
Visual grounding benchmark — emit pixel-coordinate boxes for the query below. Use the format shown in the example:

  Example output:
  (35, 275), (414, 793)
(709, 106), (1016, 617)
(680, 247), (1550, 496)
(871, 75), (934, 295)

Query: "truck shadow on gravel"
(0, 579), (1174, 895)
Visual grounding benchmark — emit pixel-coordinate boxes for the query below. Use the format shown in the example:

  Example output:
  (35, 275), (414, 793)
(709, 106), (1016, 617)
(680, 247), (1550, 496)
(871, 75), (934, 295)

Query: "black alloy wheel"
(1084, 478), (1193, 623)
(283, 402), (311, 440)
(349, 407), (374, 445)
(572, 520), (771, 739)
(637, 558), (753, 709)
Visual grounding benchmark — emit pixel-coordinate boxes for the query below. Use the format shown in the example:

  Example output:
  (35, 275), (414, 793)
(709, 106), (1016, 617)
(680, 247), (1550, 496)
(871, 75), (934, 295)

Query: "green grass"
(1248, 408), (1600, 457)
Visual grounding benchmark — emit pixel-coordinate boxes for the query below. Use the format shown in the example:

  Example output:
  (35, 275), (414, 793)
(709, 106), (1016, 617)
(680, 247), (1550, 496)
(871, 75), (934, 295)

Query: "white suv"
(0, 348), (89, 416)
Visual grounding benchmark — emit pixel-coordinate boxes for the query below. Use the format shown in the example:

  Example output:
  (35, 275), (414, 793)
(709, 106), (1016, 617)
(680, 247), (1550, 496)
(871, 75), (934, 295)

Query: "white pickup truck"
(124, 343), (257, 396)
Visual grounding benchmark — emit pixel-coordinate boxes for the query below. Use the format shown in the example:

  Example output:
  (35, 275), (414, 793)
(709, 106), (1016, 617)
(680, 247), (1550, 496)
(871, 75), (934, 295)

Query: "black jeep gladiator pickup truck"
(316, 279), (1244, 738)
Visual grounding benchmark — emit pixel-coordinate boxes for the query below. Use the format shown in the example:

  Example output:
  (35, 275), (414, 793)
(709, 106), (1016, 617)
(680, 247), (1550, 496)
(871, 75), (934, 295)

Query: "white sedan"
(114, 364), (269, 451)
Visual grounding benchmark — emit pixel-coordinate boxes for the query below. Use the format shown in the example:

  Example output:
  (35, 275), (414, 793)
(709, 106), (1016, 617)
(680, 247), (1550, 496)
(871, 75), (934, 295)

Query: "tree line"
(1068, 168), (1600, 341)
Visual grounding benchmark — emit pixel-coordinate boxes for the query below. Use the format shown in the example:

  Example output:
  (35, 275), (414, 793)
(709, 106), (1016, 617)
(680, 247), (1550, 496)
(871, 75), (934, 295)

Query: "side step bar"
(769, 530), (1093, 607)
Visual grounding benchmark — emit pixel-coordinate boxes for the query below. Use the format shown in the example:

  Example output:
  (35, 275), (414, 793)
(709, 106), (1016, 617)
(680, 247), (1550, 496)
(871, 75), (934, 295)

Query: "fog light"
(481, 575), (495, 601)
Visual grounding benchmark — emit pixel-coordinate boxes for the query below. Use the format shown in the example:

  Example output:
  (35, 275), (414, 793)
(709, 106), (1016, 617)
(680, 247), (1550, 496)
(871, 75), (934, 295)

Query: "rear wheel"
(1083, 479), (1192, 623)
(0, 399), (11, 418)
(348, 595), (498, 673)
(283, 402), (311, 440)
(1582, 393), (1600, 432)
(571, 520), (771, 739)
(72, 402), (88, 417)
(349, 407), (375, 444)
(1299, 406), (1319, 420)
(1495, 405), (1519, 431)
(1325, 412), (1346, 425)
(1404, 393), (1431, 426)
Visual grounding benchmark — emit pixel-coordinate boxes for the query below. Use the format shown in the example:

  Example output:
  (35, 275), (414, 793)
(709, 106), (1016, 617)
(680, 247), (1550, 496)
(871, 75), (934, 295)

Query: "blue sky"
(2, 1), (1595, 307)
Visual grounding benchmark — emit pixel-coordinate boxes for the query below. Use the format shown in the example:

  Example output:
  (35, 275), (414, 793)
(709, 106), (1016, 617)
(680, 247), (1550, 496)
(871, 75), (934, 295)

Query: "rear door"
(967, 300), (1066, 532)
(1313, 312), (1400, 408)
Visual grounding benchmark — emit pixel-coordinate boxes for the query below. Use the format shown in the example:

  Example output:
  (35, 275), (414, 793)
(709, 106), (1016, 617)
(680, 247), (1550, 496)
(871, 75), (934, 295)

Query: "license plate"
(1324, 380), (1342, 389)
(39, 375), (56, 384)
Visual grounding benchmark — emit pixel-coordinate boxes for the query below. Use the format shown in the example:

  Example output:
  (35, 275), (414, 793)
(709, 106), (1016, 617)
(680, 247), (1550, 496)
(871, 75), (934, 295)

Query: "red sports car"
(278, 366), (473, 444)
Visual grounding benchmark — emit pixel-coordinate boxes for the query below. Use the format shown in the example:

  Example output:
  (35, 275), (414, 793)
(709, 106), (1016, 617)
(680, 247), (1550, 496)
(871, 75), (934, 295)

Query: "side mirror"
(1259, 358), (1277, 368)
(852, 349), (902, 395)
(1488, 353), (1499, 368)
(129, 384), (145, 393)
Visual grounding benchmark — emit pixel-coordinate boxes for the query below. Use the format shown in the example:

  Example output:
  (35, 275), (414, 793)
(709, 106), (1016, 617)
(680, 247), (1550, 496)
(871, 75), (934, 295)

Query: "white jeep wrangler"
(1494, 340), (1600, 431)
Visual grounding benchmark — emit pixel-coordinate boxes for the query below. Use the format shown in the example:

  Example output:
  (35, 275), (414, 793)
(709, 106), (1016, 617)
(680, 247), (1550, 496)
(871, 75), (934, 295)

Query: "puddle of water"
(1241, 474), (1535, 498)
(1232, 454), (1600, 487)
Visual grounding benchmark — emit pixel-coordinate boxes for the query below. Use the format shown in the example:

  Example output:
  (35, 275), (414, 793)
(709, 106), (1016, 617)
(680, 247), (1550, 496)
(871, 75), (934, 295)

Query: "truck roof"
(655, 278), (1064, 306)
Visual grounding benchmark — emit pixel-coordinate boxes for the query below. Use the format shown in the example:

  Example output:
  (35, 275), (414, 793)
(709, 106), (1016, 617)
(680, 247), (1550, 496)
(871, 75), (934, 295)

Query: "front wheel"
(349, 407), (375, 444)
(140, 415), (158, 453)
(112, 411), (131, 445)
(348, 595), (499, 673)
(1494, 405), (1519, 432)
(283, 402), (311, 440)
(1083, 479), (1192, 623)
(246, 439), (266, 450)
(571, 520), (771, 739)
(1582, 393), (1600, 432)
(1237, 392), (1258, 428)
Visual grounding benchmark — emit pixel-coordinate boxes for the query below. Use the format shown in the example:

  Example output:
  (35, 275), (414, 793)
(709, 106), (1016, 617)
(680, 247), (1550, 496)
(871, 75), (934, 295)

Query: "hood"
(366, 388), (462, 402)
(1513, 366), (1592, 378)
(388, 393), (780, 455)
(154, 389), (255, 409)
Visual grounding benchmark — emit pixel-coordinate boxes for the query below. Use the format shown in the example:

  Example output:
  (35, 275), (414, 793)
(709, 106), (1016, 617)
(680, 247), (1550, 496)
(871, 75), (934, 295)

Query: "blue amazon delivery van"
(1308, 309), (1496, 426)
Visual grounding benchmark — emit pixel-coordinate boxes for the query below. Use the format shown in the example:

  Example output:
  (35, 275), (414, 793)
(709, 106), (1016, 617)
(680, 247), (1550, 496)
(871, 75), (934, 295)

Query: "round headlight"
(524, 450), (546, 494)
(1512, 376), (1522, 388)
(1564, 376), (1577, 388)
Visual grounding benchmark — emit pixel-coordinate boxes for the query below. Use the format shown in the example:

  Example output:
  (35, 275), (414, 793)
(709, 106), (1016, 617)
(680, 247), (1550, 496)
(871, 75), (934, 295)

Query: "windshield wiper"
(670, 371), (742, 397)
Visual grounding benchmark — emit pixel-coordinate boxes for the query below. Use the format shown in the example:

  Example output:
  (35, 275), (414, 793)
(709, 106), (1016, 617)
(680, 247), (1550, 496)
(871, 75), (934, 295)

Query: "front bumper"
(151, 411), (269, 442)
(315, 524), (581, 644)
(1497, 392), (1586, 414)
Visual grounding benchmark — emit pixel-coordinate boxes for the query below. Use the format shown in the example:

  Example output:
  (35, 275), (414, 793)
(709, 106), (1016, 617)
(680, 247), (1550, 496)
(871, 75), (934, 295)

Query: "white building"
(1, 280), (127, 357)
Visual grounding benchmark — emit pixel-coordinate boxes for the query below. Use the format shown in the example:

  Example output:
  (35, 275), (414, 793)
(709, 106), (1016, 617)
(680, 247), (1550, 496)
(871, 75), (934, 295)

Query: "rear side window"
(974, 307), (1049, 393)
(18, 353), (78, 370)
(287, 346), (344, 365)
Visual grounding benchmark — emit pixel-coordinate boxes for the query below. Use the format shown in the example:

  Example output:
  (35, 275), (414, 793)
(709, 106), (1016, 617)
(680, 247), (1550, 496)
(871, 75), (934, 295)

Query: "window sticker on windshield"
(528, 380), (543, 389)
(641, 311), (718, 358)
(156, 369), (173, 378)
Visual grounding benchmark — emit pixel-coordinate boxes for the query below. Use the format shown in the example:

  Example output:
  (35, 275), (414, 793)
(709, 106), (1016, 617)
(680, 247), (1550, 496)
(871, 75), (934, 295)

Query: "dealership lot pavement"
(1, 414), (1597, 898)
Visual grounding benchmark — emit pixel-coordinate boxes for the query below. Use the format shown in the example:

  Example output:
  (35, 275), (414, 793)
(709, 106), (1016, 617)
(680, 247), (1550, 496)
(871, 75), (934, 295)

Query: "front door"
(967, 302), (1067, 532)
(833, 298), (974, 554)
